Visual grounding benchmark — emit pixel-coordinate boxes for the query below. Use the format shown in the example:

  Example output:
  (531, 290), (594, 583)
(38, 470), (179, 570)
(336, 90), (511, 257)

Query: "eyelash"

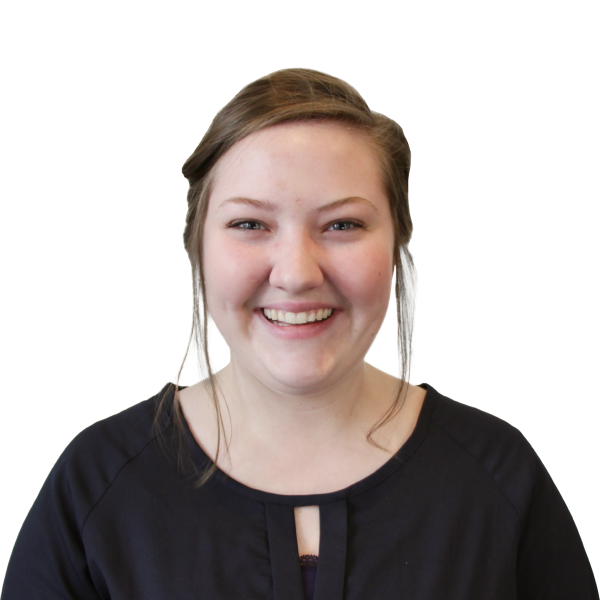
(227, 220), (365, 232)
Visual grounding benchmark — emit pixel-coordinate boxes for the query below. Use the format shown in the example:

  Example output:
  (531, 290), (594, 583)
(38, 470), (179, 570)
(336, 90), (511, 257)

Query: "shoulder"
(427, 386), (549, 514)
(425, 384), (526, 450)
(44, 386), (173, 507)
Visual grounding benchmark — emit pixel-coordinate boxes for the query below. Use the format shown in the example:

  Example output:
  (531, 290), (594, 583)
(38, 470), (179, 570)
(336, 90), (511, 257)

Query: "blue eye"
(228, 221), (364, 231)
(228, 221), (260, 231)
(332, 221), (364, 231)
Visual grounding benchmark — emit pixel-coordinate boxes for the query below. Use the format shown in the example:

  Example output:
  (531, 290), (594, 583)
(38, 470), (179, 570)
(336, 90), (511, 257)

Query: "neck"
(219, 359), (382, 452)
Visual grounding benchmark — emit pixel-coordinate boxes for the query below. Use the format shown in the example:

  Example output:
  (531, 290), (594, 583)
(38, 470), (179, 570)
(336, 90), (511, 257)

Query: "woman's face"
(203, 121), (395, 395)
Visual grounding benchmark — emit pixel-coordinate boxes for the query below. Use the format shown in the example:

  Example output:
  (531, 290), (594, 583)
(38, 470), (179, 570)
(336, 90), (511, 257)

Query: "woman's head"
(174, 69), (415, 474)
(202, 120), (396, 394)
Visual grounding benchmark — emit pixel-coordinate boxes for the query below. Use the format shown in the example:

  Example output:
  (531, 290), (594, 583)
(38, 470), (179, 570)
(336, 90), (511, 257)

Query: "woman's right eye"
(228, 220), (265, 230)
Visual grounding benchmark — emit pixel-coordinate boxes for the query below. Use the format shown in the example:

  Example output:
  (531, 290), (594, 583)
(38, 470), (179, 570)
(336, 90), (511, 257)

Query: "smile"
(255, 308), (343, 342)
(262, 308), (334, 326)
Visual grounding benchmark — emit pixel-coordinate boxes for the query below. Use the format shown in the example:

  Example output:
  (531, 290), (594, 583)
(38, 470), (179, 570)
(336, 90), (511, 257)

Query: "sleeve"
(516, 447), (598, 599)
(1, 454), (104, 600)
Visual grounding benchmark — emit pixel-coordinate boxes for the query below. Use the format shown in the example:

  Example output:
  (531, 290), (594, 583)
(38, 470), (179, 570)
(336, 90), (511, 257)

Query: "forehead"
(209, 121), (386, 207)
(219, 121), (373, 162)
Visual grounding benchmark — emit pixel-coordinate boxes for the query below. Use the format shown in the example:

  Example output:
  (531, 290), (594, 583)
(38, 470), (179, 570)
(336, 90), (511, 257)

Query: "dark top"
(2, 384), (598, 600)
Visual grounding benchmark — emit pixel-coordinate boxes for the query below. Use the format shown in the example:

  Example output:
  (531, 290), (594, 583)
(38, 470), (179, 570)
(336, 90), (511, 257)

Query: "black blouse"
(1, 384), (598, 600)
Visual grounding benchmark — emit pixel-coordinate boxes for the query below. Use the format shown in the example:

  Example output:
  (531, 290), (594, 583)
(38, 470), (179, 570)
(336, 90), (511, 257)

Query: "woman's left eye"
(228, 221), (364, 231)
(332, 221), (363, 231)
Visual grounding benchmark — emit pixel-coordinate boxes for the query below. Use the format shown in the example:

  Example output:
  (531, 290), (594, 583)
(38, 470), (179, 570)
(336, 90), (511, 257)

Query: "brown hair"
(160, 68), (415, 484)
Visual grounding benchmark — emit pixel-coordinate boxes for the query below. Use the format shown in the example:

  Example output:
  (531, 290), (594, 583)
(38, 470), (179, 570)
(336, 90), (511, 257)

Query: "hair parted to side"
(157, 68), (415, 485)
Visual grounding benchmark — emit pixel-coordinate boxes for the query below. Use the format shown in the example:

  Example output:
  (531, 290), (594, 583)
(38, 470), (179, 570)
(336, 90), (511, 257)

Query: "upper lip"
(258, 302), (340, 312)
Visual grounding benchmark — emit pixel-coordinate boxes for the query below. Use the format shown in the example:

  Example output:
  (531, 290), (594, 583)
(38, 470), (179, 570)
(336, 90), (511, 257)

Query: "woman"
(2, 69), (597, 600)
(176, 69), (424, 597)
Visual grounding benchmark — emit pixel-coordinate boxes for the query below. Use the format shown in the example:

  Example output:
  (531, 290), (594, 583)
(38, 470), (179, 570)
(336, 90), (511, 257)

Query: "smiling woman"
(203, 122), (395, 391)
(155, 68), (423, 496)
(141, 68), (597, 600)
(1, 69), (598, 600)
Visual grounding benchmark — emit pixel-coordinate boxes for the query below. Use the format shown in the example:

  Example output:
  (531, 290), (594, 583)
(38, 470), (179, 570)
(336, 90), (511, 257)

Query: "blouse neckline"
(178, 383), (436, 506)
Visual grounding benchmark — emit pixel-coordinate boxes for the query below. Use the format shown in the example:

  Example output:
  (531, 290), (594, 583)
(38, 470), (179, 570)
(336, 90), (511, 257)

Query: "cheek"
(343, 250), (393, 292)
(359, 268), (393, 313)
(205, 239), (265, 307)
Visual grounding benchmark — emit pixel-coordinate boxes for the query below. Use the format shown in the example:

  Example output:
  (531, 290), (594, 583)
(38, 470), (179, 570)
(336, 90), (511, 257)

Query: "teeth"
(263, 308), (335, 325)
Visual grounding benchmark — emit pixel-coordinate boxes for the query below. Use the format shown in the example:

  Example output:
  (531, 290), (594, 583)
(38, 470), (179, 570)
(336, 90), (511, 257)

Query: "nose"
(269, 232), (324, 294)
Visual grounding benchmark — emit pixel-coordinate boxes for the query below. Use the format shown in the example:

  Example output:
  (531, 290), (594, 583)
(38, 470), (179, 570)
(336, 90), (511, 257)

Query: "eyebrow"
(216, 196), (378, 213)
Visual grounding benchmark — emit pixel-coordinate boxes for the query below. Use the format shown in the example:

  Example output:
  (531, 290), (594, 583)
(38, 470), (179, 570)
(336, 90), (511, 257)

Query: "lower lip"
(256, 310), (338, 339)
